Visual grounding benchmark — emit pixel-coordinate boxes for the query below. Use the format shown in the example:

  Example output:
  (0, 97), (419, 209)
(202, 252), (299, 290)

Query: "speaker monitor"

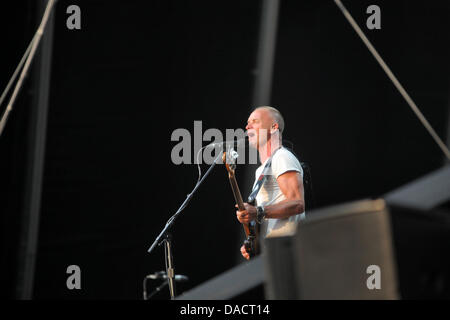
(264, 199), (399, 299)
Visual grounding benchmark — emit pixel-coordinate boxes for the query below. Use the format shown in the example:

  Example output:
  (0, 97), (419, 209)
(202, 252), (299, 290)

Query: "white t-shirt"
(253, 147), (306, 237)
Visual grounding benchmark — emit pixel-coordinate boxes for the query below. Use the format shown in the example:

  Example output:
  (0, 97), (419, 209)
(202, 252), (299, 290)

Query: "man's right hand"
(240, 244), (250, 260)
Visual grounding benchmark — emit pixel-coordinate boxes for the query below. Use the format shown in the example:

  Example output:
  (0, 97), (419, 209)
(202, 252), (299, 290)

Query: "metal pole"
(164, 235), (177, 299)
(15, 0), (56, 299)
(251, 0), (280, 107)
(446, 87), (450, 164)
(238, 0), (281, 263)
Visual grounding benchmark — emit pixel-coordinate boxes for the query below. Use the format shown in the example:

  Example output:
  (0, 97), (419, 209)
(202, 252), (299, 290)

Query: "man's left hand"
(235, 203), (257, 224)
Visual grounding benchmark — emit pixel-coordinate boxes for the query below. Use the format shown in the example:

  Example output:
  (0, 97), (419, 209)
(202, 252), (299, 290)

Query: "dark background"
(0, 0), (448, 299)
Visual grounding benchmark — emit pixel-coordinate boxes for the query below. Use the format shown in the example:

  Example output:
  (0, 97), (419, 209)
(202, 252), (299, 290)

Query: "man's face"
(245, 108), (274, 149)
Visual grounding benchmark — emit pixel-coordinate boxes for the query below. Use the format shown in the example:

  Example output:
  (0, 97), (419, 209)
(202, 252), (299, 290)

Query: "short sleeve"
(271, 149), (303, 179)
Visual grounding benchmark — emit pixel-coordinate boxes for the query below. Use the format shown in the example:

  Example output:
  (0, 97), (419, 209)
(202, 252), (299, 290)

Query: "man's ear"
(271, 123), (278, 134)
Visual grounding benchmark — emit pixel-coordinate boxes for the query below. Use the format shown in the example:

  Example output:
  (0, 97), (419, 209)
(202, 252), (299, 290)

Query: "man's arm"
(236, 171), (305, 224)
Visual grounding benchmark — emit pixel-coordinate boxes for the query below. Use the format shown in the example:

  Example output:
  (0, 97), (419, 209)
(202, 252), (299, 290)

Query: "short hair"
(254, 106), (285, 134)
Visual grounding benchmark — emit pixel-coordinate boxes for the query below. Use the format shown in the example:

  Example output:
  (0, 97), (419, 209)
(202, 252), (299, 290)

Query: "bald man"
(236, 106), (305, 260)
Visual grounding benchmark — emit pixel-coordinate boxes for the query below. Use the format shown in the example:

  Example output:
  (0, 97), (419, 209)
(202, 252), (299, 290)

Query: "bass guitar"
(223, 149), (259, 258)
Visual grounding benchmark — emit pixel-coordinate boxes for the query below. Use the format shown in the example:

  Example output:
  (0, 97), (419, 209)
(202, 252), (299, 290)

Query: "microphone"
(205, 136), (248, 149)
(146, 271), (189, 282)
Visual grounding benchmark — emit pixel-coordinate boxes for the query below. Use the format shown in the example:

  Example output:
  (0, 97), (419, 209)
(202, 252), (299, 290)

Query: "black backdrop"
(0, 0), (448, 299)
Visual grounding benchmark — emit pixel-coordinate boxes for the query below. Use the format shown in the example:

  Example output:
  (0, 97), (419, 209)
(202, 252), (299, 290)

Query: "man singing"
(237, 106), (305, 260)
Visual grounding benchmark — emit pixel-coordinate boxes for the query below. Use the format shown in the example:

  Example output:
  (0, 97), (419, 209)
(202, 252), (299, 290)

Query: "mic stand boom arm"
(147, 151), (223, 299)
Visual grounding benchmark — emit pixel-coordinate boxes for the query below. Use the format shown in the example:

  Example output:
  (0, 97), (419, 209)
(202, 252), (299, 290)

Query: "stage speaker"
(387, 203), (450, 299)
(264, 199), (400, 299)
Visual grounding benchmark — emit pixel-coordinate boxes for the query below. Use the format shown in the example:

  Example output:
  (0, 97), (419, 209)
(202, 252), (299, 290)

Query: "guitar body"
(223, 151), (260, 258)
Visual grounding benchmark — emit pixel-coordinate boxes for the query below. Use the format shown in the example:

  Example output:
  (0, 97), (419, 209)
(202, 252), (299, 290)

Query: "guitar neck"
(228, 174), (245, 211)
(223, 153), (259, 257)
(228, 174), (252, 237)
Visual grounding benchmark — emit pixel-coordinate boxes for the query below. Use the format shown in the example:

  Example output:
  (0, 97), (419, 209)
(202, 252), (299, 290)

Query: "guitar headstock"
(223, 148), (239, 177)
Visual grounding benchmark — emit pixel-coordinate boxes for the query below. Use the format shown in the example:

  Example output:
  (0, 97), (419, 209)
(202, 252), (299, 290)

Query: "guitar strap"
(247, 147), (281, 204)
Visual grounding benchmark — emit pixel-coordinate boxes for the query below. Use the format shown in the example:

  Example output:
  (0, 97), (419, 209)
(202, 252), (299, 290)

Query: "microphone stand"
(147, 150), (224, 299)
(163, 233), (176, 299)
